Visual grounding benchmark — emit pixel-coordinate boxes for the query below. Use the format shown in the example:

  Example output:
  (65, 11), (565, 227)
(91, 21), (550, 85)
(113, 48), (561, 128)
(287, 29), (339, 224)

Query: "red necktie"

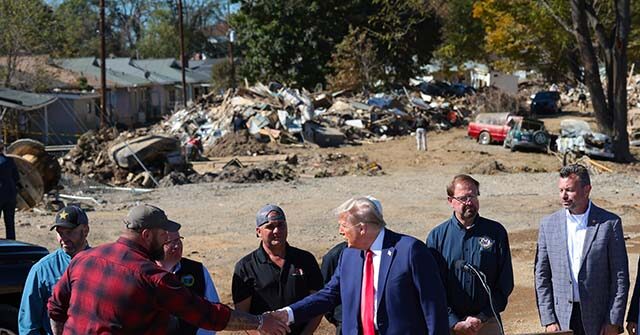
(361, 249), (375, 335)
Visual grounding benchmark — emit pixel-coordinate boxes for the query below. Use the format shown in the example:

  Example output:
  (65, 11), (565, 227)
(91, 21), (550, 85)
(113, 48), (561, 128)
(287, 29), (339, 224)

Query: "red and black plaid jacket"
(48, 237), (231, 334)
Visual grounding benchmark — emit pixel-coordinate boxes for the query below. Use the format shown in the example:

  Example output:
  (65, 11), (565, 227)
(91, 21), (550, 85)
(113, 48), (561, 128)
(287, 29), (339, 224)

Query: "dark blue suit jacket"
(290, 229), (449, 335)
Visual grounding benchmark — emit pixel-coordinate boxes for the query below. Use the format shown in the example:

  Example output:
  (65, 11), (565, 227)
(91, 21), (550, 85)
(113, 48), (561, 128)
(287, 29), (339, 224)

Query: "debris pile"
(60, 80), (482, 187)
(152, 81), (476, 153)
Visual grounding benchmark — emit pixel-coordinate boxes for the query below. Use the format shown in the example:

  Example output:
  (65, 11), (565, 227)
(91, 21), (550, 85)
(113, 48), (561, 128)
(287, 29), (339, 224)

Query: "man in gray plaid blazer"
(535, 164), (628, 335)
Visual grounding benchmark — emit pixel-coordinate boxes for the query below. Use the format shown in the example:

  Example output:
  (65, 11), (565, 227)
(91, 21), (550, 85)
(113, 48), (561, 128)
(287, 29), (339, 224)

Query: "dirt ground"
(14, 112), (640, 334)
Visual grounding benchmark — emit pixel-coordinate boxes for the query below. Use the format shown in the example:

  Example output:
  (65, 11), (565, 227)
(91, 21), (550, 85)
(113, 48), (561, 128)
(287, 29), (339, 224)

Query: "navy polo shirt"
(426, 214), (514, 328)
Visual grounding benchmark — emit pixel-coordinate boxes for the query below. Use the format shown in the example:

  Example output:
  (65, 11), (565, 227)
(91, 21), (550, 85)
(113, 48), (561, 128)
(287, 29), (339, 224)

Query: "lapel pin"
(387, 250), (392, 256)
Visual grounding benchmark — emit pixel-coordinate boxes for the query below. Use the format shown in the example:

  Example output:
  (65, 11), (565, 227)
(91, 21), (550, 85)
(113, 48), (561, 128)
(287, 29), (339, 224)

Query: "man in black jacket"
(0, 140), (19, 239)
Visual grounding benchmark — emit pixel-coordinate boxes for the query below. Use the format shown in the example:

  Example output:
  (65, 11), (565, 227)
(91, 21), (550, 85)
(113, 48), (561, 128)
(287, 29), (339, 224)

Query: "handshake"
(255, 309), (291, 335)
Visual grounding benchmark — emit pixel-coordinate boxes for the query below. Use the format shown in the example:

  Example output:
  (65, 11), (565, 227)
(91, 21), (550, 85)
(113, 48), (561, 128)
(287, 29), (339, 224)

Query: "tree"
(137, 8), (180, 58)
(434, 0), (487, 66)
(231, 0), (441, 88)
(327, 27), (382, 91)
(562, 0), (632, 161)
(471, 0), (576, 81)
(52, 0), (100, 57)
(0, 0), (55, 86)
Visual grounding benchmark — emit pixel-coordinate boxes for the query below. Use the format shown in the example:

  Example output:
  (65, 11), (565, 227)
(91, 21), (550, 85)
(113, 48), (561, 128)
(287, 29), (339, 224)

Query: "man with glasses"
(48, 204), (289, 335)
(427, 174), (513, 335)
(232, 204), (324, 335)
(157, 228), (220, 335)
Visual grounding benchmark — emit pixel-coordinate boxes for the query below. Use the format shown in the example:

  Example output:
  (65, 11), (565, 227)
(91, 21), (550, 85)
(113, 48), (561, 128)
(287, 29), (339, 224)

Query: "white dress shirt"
(566, 201), (591, 303)
(368, 228), (385, 328)
(284, 229), (387, 327)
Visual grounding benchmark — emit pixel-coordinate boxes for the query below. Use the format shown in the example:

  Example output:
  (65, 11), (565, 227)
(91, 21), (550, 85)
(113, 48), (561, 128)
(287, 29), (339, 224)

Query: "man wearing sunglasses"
(427, 174), (513, 335)
(157, 228), (220, 335)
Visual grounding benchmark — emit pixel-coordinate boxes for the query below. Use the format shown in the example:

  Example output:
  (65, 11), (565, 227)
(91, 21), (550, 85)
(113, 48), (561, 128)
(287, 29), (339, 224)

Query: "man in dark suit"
(535, 164), (628, 335)
(271, 196), (449, 335)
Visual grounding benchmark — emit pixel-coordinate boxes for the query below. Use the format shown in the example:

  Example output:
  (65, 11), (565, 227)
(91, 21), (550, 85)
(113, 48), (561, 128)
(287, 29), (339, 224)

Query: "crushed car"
(503, 118), (550, 153)
(556, 119), (614, 159)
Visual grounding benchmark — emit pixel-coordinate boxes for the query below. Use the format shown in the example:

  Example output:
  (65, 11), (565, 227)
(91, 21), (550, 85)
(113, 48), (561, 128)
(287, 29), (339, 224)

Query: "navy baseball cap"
(256, 204), (286, 227)
(123, 204), (181, 232)
(50, 205), (89, 230)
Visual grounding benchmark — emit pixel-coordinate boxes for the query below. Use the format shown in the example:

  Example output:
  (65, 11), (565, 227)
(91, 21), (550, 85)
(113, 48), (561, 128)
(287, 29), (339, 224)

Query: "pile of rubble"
(59, 80), (478, 188)
(152, 81), (475, 153)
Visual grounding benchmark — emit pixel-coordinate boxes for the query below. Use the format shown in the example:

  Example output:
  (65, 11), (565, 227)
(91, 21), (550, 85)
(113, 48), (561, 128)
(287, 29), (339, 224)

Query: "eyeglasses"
(449, 195), (478, 204)
(163, 236), (184, 246)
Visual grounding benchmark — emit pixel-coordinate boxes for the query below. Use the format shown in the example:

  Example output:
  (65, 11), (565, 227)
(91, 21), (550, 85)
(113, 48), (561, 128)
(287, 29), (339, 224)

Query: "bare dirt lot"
(14, 113), (640, 334)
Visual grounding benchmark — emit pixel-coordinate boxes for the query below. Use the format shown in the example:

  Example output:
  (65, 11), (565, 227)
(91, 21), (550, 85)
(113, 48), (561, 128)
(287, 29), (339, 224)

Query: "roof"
(133, 59), (210, 84)
(0, 88), (57, 111)
(54, 57), (153, 88)
(53, 57), (212, 88)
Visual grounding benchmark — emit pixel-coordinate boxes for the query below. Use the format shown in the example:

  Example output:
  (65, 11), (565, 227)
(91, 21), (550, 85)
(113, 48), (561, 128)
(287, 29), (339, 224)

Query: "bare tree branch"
(537, 0), (573, 35)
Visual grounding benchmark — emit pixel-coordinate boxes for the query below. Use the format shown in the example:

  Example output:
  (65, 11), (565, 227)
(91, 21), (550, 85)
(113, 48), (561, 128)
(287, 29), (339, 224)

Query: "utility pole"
(99, 0), (107, 128)
(178, 0), (188, 107)
(229, 29), (236, 91)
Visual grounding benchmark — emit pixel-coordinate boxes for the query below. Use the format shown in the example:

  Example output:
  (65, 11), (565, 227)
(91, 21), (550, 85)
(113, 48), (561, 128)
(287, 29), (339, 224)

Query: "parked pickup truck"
(467, 112), (519, 145)
(0, 239), (49, 335)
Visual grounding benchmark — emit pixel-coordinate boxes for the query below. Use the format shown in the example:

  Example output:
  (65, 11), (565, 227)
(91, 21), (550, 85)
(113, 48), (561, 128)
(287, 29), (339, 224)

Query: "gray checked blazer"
(534, 203), (629, 335)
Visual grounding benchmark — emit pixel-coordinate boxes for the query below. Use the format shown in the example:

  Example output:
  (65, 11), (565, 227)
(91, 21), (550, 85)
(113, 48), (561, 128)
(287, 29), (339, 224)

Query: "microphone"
(454, 260), (475, 273)
(454, 260), (505, 335)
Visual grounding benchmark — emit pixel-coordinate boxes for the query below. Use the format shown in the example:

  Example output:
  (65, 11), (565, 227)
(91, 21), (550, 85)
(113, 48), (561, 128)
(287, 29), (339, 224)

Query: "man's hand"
(545, 323), (560, 332)
(259, 312), (290, 335)
(452, 320), (478, 335)
(465, 316), (484, 332)
(600, 324), (620, 335)
(265, 309), (290, 324)
(627, 322), (637, 335)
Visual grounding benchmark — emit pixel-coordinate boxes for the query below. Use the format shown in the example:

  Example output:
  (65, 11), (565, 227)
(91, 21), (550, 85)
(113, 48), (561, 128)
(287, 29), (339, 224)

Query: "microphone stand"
(466, 265), (505, 335)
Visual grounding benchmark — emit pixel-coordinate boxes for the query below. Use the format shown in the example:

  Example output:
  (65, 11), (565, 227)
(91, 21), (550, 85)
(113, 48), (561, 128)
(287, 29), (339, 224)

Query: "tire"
(533, 131), (549, 145)
(478, 131), (491, 145)
(0, 304), (19, 335)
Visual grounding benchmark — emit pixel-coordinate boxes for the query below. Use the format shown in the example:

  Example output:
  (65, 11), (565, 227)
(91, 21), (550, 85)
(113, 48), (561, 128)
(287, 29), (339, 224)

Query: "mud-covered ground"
(15, 112), (640, 334)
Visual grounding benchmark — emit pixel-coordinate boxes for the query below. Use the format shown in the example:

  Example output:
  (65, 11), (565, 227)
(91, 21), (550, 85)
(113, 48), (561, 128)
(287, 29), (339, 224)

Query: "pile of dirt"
(462, 159), (548, 175)
(298, 152), (384, 178)
(204, 130), (280, 157)
(215, 162), (297, 183)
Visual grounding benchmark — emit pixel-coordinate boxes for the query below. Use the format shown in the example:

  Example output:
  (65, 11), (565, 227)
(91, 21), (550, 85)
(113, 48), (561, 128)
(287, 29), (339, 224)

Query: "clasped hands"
(256, 309), (290, 335)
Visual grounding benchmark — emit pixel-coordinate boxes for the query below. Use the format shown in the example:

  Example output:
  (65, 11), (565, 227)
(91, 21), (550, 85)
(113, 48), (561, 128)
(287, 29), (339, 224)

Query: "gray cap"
(50, 205), (88, 231)
(256, 204), (286, 227)
(123, 204), (181, 232)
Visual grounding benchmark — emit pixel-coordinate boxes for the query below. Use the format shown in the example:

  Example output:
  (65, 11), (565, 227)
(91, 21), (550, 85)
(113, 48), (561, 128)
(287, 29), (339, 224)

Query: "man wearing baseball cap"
(47, 204), (289, 335)
(19, 205), (91, 335)
(232, 204), (324, 335)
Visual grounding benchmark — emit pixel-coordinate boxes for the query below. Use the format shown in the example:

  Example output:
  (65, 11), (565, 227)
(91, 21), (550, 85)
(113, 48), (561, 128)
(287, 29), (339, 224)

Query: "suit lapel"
(579, 206), (600, 269)
(377, 230), (396, 307)
(557, 211), (571, 270)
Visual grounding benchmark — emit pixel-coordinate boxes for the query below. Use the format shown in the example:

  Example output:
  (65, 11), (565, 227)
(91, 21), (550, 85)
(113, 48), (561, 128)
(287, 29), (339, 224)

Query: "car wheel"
(478, 131), (491, 145)
(510, 144), (516, 152)
(533, 131), (549, 145)
(0, 304), (19, 335)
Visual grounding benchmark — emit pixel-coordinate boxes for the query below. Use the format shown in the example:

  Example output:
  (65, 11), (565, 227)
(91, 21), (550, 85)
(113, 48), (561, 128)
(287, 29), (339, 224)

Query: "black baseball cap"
(123, 204), (181, 232)
(50, 205), (89, 230)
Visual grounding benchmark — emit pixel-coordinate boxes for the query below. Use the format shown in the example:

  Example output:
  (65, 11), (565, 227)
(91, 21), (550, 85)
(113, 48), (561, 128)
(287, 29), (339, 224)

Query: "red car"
(467, 113), (520, 145)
